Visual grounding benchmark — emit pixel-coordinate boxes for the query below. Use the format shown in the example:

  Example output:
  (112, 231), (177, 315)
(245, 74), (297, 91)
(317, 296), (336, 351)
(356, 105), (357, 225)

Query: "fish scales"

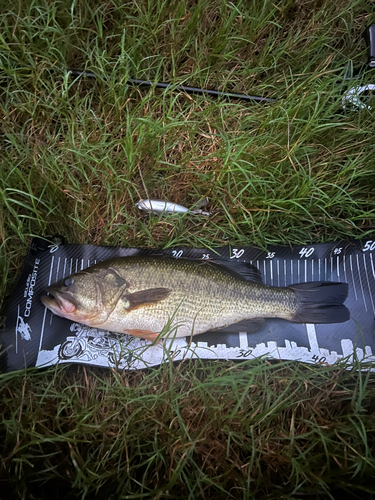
(105, 257), (298, 337)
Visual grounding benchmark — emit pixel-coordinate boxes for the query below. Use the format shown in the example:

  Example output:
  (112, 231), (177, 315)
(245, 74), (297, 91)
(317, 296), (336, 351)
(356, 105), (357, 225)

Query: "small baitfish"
(136, 198), (211, 216)
(41, 256), (350, 341)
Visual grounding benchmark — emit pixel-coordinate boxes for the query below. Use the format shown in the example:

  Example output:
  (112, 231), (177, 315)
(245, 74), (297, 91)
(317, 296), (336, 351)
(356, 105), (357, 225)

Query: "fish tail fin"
(289, 282), (350, 324)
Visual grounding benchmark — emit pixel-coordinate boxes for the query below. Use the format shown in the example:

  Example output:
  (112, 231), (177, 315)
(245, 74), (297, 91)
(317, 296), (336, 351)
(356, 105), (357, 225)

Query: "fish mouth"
(41, 289), (77, 315)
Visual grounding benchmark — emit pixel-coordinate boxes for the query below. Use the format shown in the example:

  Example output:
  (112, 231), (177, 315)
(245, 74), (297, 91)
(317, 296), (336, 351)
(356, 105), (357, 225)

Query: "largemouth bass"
(41, 256), (350, 341)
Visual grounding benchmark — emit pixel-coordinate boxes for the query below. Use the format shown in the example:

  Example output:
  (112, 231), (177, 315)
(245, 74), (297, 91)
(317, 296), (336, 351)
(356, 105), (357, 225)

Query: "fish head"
(41, 267), (127, 325)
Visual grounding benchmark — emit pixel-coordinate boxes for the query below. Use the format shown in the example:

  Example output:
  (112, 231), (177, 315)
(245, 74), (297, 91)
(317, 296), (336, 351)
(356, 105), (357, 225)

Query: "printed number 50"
(363, 241), (375, 252)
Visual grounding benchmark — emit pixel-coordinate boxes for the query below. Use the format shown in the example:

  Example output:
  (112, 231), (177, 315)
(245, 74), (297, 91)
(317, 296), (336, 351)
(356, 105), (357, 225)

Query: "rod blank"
(67, 69), (276, 103)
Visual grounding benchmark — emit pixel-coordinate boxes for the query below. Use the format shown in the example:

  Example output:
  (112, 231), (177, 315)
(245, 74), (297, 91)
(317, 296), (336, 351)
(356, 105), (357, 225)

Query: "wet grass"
(1, 359), (375, 499)
(1, 0), (375, 497)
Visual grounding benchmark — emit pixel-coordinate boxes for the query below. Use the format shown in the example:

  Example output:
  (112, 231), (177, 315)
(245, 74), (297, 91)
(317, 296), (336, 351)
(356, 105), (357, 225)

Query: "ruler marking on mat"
(55, 257), (60, 282)
(324, 258), (327, 280)
(318, 259), (321, 281)
(263, 261), (267, 283)
(363, 254), (374, 313)
(291, 261), (293, 284)
(284, 260), (287, 286)
(370, 253), (375, 279)
(277, 260), (280, 287)
(270, 260), (273, 285)
(297, 260), (300, 283)
(356, 254), (367, 311)
(350, 255), (358, 300)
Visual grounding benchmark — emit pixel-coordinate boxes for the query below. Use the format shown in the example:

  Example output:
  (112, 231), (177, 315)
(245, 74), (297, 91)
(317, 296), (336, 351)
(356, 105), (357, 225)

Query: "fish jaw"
(41, 288), (114, 327)
(41, 290), (92, 324)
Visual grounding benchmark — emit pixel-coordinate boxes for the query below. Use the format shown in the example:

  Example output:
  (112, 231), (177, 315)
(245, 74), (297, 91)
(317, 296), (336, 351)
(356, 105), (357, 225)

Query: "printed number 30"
(231, 249), (244, 259)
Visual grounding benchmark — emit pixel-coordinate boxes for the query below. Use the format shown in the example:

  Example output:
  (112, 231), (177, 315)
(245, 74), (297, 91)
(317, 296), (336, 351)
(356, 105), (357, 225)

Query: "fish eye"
(64, 277), (74, 287)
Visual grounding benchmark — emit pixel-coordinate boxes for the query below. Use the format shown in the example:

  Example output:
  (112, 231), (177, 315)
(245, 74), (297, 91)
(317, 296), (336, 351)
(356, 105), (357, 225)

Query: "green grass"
(1, 359), (375, 499)
(1, 0), (375, 497)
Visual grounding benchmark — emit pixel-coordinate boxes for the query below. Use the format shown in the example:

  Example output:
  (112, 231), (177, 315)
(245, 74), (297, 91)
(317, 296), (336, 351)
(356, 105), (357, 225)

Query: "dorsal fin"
(206, 260), (263, 283)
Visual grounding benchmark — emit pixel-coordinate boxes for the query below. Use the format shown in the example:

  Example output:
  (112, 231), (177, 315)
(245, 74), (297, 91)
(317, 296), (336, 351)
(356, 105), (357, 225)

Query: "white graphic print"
(15, 305), (32, 356)
(57, 323), (133, 365)
(16, 315), (32, 341)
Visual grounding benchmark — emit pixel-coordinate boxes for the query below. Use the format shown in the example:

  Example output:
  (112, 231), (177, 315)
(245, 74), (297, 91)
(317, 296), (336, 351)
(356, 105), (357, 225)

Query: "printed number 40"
(363, 241), (375, 252)
(299, 247), (314, 258)
(312, 354), (327, 363)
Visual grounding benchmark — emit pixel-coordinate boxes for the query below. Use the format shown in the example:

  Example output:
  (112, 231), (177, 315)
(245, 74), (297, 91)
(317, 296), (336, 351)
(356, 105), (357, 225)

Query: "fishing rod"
(67, 68), (276, 104)
(49, 24), (375, 109)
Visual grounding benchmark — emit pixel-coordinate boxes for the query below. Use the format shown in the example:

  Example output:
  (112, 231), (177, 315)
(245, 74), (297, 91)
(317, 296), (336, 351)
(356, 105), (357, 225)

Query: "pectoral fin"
(122, 287), (171, 311)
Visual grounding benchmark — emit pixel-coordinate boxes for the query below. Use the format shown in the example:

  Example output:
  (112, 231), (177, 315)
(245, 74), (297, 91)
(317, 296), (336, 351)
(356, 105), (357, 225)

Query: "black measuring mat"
(1, 237), (374, 372)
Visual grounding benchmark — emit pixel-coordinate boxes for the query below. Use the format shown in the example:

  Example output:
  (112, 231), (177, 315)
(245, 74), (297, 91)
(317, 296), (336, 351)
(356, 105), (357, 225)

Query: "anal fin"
(126, 329), (160, 342)
(210, 318), (265, 334)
